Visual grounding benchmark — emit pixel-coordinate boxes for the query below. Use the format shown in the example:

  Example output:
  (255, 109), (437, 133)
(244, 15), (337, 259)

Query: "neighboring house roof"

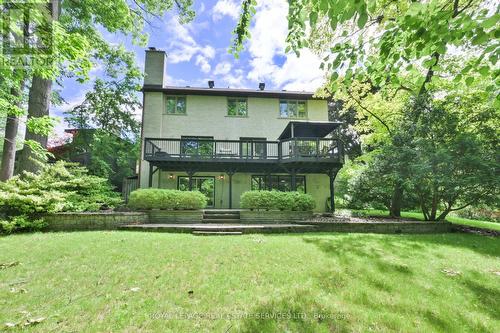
(142, 85), (325, 100)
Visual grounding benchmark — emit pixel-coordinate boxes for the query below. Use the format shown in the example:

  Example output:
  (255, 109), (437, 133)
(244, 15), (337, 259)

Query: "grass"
(0, 232), (499, 332)
(350, 209), (500, 231)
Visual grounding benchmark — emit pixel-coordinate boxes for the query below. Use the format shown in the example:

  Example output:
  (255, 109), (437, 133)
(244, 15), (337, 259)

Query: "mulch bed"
(308, 214), (425, 224)
(453, 225), (499, 237)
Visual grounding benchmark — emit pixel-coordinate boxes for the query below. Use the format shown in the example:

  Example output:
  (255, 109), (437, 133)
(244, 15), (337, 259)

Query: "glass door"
(178, 176), (215, 208)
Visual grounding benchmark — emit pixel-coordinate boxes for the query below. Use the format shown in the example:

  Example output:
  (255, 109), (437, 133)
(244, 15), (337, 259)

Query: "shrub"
(0, 216), (46, 234)
(0, 162), (121, 233)
(240, 191), (316, 211)
(289, 191), (316, 211)
(128, 189), (207, 210)
(177, 191), (207, 210)
(454, 205), (500, 223)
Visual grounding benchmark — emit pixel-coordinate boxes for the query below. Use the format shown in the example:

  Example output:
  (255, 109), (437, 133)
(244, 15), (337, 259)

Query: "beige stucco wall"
(153, 171), (331, 212)
(157, 95), (327, 139)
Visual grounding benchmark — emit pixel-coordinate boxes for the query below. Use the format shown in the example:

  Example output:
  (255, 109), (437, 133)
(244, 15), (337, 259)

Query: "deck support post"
(327, 169), (339, 213)
(148, 163), (153, 187)
(187, 171), (195, 191)
(227, 171), (235, 209)
(265, 172), (272, 191)
(291, 170), (297, 191)
(149, 165), (160, 188)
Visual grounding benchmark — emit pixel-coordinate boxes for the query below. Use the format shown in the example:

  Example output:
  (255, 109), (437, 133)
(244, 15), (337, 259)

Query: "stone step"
(203, 214), (240, 219)
(202, 218), (241, 224)
(192, 231), (243, 236)
(204, 210), (240, 215)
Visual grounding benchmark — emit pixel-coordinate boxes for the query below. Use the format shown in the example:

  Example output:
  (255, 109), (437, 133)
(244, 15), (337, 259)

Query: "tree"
(63, 77), (141, 189)
(232, 1), (499, 216)
(15, 1), (61, 174)
(350, 84), (498, 220)
(345, 150), (417, 211)
(270, 0), (497, 95)
(401, 95), (497, 220)
(327, 99), (362, 159)
(330, 80), (410, 216)
(13, 0), (194, 175)
(66, 78), (141, 138)
(0, 4), (30, 180)
(0, 69), (24, 181)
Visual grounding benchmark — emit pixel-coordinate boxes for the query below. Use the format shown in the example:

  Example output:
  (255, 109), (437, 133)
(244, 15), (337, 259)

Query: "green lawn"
(1, 232), (499, 332)
(350, 209), (500, 231)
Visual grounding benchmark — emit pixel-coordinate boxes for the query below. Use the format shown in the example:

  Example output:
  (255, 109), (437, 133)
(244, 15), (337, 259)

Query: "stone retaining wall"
(44, 212), (148, 231)
(240, 210), (313, 224)
(301, 221), (453, 234)
(148, 210), (203, 223)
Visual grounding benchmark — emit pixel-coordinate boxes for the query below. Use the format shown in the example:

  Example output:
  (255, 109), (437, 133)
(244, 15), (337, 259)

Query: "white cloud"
(221, 68), (246, 88)
(165, 74), (188, 86)
(201, 45), (215, 59)
(212, 0), (240, 21)
(195, 55), (211, 73)
(164, 18), (215, 73)
(213, 61), (232, 75)
(246, 0), (325, 91)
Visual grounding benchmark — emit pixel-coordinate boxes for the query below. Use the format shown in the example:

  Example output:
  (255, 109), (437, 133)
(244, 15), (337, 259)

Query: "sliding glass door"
(178, 176), (215, 207)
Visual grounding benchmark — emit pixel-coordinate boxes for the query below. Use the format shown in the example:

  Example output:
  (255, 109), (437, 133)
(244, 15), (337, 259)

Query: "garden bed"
(240, 210), (313, 224)
(303, 214), (453, 233)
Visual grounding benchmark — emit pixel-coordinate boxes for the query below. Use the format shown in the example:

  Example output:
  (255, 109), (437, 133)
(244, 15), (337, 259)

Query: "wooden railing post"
(316, 138), (320, 158)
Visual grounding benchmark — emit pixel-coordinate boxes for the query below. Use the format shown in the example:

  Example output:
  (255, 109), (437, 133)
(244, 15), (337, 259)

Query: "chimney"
(259, 82), (265, 91)
(208, 80), (215, 88)
(144, 48), (167, 87)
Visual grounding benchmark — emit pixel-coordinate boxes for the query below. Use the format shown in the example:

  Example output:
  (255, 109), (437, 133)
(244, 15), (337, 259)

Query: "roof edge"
(142, 85), (326, 100)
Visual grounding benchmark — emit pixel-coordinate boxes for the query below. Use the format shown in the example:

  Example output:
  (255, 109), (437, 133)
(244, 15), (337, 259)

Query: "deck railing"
(144, 138), (343, 162)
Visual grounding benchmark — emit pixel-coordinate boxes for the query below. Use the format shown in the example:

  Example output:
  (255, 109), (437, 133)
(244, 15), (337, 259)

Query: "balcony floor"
(145, 158), (342, 174)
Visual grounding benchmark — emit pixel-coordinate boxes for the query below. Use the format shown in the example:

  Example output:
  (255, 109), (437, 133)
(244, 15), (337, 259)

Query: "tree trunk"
(389, 181), (403, 217)
(436, 208), (451, 221)
(16, 76), (52, 174)
(1, 105), (20, 181)
(0, 73), (25, 181)
(16, 0), (59, 174)
(429, 191), (438, 221)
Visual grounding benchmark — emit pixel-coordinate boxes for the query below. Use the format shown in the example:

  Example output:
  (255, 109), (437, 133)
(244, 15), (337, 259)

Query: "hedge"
(240, 190), (316, 211)
(128, 189), (207, 210)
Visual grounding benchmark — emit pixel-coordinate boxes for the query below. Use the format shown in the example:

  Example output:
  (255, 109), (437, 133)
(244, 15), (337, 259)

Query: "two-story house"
(139, 48), (344, 212)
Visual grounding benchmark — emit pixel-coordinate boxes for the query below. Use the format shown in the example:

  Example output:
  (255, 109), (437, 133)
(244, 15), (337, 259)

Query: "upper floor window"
(279, 100), (307, 119)
(166, 96), (186, 114)
(227, 98), (248, 117)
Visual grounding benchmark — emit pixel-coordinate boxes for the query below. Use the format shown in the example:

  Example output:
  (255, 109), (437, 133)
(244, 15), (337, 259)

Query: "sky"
(50, 0), (327, 139)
